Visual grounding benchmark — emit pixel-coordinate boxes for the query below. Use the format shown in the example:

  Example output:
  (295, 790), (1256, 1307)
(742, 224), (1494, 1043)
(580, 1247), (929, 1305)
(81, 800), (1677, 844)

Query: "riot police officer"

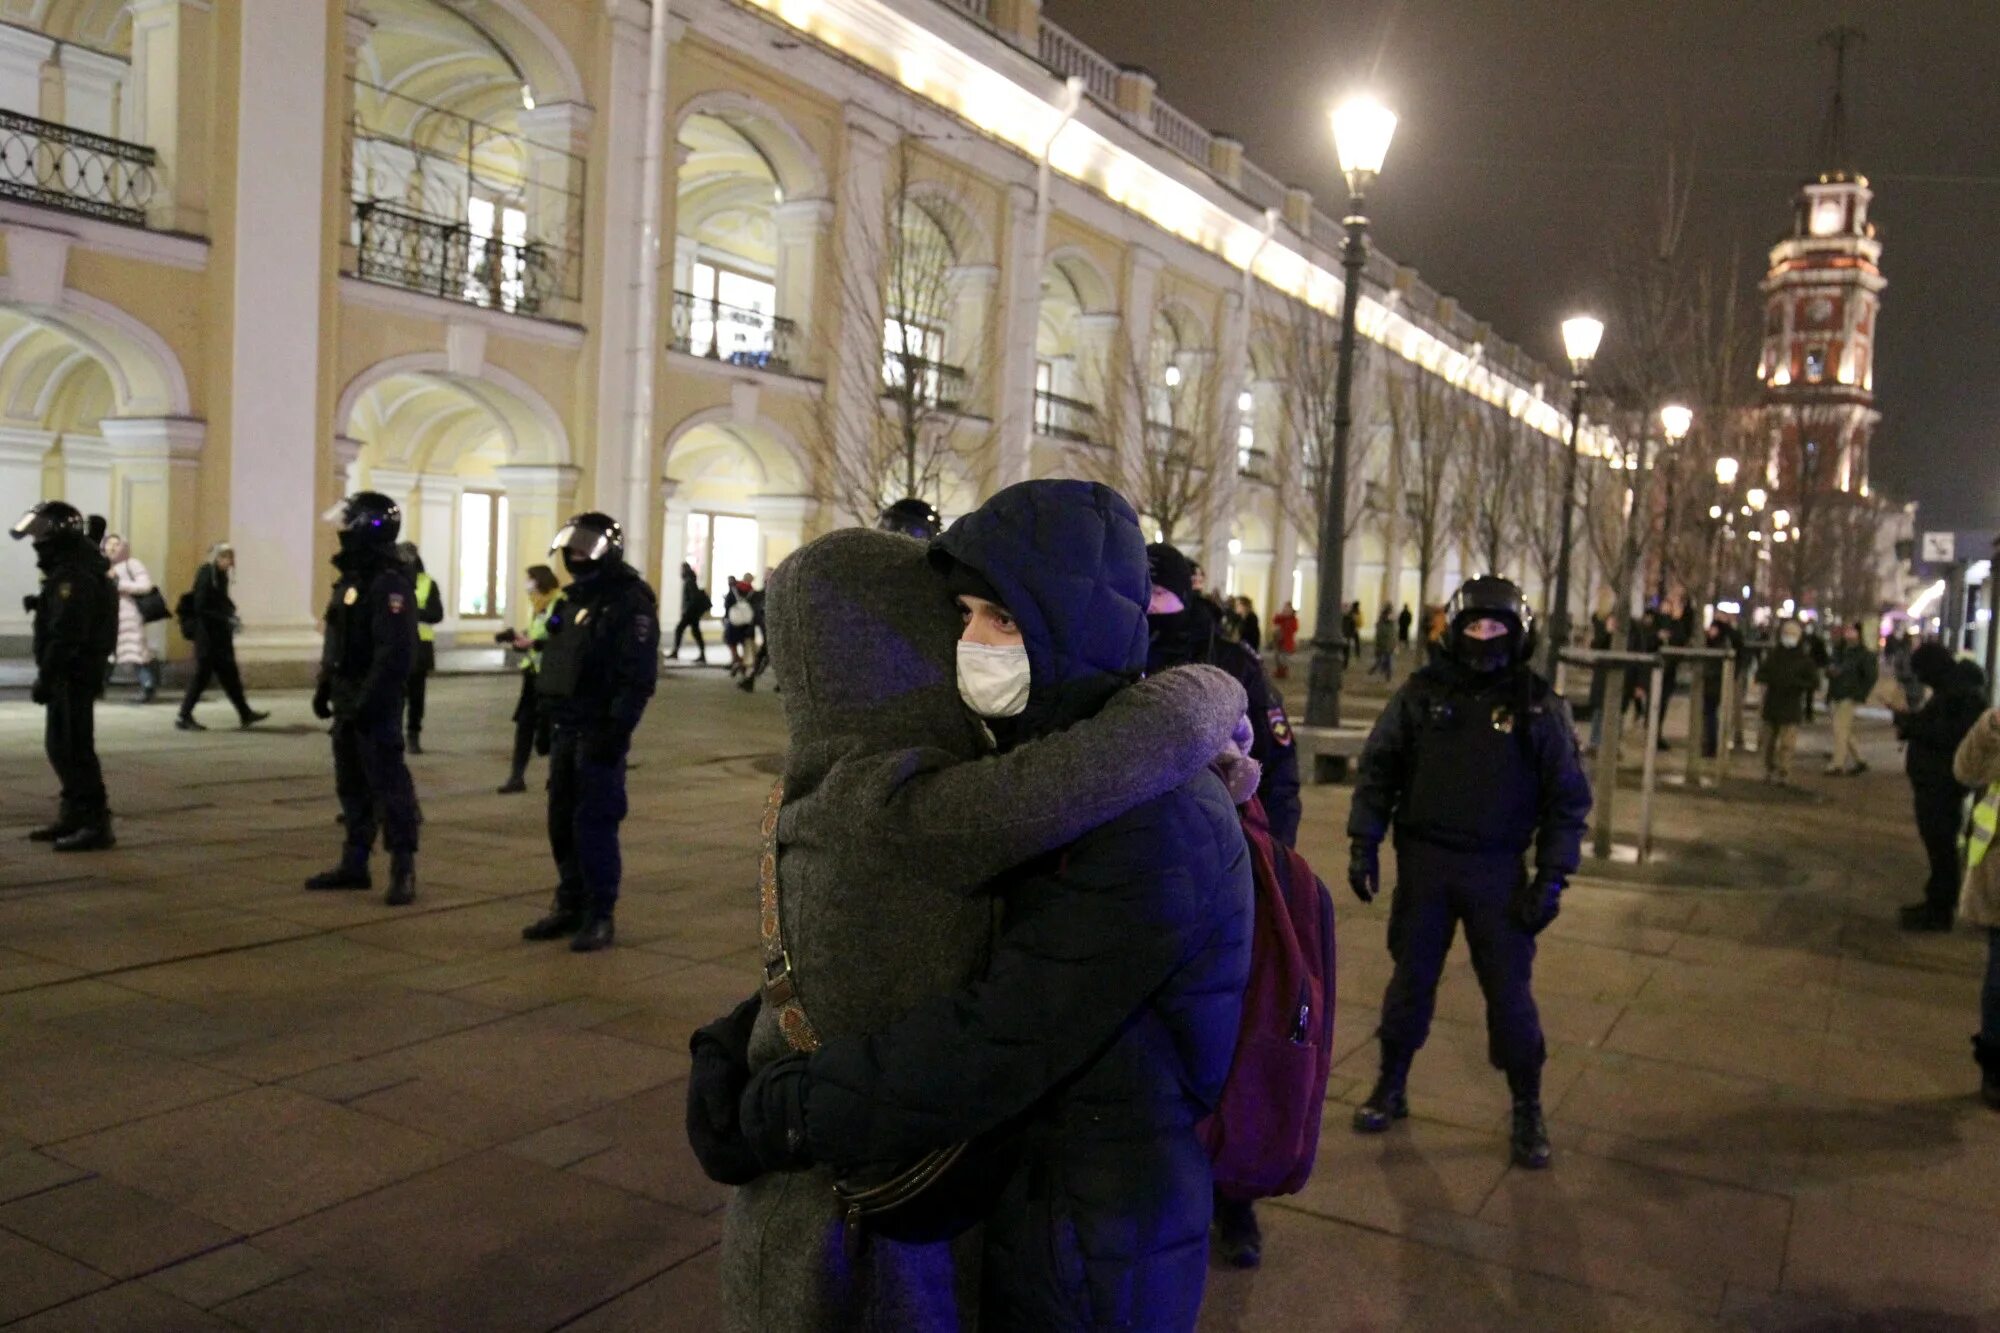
(876, 496), (942, 541)
(1347, 576), (1591, 1169)
(521, 512), (658, 953)
(11, 500), (118, 851)
(306, 492), (421, 906)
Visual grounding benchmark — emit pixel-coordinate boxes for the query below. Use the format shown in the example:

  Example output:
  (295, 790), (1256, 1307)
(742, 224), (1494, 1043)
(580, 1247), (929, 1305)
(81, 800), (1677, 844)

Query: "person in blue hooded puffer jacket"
(734, 479), (1255, 1331)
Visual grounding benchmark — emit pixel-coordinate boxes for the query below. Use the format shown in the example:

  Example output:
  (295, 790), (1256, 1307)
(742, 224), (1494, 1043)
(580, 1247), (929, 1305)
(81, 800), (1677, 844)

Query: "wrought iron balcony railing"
(670, 291), (799, 373)
(1034, 389), (1099, 443)
(0, 108), (155, 226)
(882, 352), (968, 412)
(351, 199), (577, 320)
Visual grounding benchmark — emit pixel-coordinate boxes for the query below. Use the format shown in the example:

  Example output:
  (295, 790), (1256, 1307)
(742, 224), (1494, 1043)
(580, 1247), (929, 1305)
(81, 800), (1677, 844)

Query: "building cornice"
(338, 277), (588, 350)
(0, 204), (208, 272)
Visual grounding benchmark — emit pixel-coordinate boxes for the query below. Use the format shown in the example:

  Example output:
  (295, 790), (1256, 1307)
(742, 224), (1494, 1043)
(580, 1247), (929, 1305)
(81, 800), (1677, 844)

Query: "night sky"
(1043, 0), (2000, 532)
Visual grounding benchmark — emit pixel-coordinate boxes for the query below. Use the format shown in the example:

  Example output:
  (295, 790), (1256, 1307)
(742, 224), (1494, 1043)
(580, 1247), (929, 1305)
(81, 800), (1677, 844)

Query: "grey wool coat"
(720, 528), (1246, 1333)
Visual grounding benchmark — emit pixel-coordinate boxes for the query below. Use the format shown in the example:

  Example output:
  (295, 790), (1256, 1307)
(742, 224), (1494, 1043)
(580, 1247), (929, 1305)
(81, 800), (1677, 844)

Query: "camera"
(493, 627), (519, 645)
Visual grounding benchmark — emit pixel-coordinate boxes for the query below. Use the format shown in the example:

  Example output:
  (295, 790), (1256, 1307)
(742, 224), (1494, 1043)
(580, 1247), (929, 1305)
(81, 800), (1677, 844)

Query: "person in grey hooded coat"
(692, 527), (1247, 1331)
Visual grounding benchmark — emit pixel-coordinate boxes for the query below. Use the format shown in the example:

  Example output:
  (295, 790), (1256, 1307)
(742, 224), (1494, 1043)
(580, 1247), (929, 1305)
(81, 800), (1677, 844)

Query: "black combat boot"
(521, 883), (586, 941)
(497, 773), (528, 794)
(1974, 1037), (2000, 1111)
(384, 853), (417, 907)
(304, 853), (371, 891)
(238, 709), (270, 729)
(53, 819), (115, 852)
(1352, 1043), (1413, 1134)
(570, 912), (616, 954)
(27, 820), (76, 843)
(407, 730), (424, 755)
(1212, 1193), (1263, 1269)
(1508, 1066), (1552, 1169)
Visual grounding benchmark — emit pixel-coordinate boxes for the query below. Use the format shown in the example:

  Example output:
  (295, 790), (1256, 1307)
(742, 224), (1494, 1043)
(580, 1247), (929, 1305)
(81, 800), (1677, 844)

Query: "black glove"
(311, 683), (333, 720)
(738, 1053), (816, 1174)
(1348, 839), (1380, 904)
(686, 996), (764, 1186)
(582, 726), (629, 766)
(1513, 871), (1564, 934)
(30, 676), (50, 706)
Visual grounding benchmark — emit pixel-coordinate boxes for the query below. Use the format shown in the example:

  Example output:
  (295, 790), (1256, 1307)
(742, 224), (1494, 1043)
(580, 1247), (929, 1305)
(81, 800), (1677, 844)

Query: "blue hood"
(932, 480), (1150, 736)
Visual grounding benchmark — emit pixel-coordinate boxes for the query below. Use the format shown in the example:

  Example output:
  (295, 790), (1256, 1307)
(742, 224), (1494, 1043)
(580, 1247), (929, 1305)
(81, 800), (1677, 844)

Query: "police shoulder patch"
(387, 592), (405, 614)
(1268, 707), (1294, 747)
(342, 586), (359, 606)
(574, 607), (590, 625)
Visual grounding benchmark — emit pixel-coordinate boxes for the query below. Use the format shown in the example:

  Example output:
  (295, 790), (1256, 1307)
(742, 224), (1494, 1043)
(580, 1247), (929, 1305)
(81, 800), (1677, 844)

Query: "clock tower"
(1757, 27), (1884, 500)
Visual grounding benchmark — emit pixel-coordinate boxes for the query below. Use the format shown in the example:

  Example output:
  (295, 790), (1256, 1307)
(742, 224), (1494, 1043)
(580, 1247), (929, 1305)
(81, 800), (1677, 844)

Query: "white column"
(657, 478), (685, 596)
(1203, 289), (1248, 571)
(0, 28), (52, 119)
(747, 493), (814, 572)
(1116, 247), (1163, 497)
(499, 463), (581, 589)
(0, 426), (55, 640)
(226, 0), (328, 660)
(992, 183), (1041, 490)
(331, 434), (362, 498)
(100, 417), (203, 658)
(56, 46), (127, 139)
(127, 0), (211, 233)
(1272, 507), (1298, 618)
(824, 103), (897, 522)
(60, 435), (112, 523)
(589, 3), (653, 519)
(773, 198), (833, 367)
(943, 262), (998, 414)
(413, 474), (461, 619)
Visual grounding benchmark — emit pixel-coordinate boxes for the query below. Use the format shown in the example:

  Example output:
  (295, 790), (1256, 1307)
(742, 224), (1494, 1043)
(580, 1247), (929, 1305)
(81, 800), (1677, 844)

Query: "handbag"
(755, 782), (1014, 1252)
(134, 587), (170, 623)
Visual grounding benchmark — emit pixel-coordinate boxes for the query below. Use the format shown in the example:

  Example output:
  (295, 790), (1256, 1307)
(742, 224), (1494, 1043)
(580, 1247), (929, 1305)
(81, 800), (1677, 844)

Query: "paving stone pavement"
(0, 671), (1996, 1331)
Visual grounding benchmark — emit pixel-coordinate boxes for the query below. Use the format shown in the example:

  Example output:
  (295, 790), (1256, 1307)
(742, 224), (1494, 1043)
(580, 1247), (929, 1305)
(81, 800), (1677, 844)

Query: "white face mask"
(1780, 629), (1802, 649)
(956, 641), (1031, 718)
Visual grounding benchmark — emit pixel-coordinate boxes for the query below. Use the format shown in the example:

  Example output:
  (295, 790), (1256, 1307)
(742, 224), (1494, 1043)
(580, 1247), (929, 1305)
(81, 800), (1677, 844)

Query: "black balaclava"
(1145, 541), (1212, 673)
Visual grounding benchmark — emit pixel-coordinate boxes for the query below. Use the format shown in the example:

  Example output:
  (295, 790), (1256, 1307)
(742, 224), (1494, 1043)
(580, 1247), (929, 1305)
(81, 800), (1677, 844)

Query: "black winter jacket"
(1899, 659), (1986, 792)
(537, 561), (659, 734)
(182, 562), (239, 650)
(1349, 658), (1591, 875)
(318, 543), (416, 724)
(792, 481), (1253, 1331)
(31, 533), (116, 689)
(1149, 606), (1302, 846)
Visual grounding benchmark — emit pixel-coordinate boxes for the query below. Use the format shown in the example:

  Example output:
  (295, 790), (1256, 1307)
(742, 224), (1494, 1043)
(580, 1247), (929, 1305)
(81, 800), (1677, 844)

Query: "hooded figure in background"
(13, 500), (118, 850)
(1895, 642), (1988, 931)
(717, 482), (1255, 1331)
(693, 525), (1246, 1330)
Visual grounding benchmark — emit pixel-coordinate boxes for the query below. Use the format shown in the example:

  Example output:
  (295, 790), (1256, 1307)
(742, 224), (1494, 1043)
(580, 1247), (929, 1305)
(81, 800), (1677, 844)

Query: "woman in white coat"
(102, 534), (159, 702)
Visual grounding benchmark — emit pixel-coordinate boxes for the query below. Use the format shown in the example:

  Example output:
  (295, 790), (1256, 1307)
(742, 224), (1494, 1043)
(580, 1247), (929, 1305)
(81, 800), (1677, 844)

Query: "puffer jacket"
(1954, 709), (2000, 929)
(787, 482), (1254, 1332)
(721, 527), (1246, 1333)
(1898, 648), (1986, 791)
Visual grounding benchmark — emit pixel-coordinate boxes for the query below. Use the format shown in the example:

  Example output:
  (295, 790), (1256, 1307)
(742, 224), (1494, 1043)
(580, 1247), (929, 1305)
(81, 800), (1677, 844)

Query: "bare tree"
(1658, 252), (1762, 606)
(1513, 419), (1570, 609)
(807, 142), (989, 521)
(1268, 293), (1377, 578)
(1383, 366), (1463, 605)
(1769, 399), (1856, 611)
(1084, 321), (1231, 547)
(1453, 400), (1526, 575)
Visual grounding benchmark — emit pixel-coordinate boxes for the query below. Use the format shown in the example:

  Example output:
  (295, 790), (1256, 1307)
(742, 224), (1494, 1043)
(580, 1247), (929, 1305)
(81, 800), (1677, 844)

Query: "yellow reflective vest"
(524, 589), (563, 673)
(1973, 787), (1998, 871)
(414, 572), (437, 643)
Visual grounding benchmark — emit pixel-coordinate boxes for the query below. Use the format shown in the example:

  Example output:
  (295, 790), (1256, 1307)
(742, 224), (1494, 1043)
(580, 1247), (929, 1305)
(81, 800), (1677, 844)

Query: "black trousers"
(45, 676), (107, 825)
(333, 710), (419, 861)
(547, 725), (629, 912)
(181, 636), (250, 720)
(1913, 783), (1966, 915)
(670, 611), (706, 660)
(1378, 839), (1544, 1072)
(508, 671), (543, 780)
(406, 669), (429, 736)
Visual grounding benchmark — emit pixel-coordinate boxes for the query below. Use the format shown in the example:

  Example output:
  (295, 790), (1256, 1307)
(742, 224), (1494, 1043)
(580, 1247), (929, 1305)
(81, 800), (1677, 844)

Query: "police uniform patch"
(1491, 705), (1515, 734)
(1268, 707), (1294, 747)
(342, 587), (359, 606)
(387, 592), (405, 614)
(574, 607), (590, 625)
(633, 614), (655, 643)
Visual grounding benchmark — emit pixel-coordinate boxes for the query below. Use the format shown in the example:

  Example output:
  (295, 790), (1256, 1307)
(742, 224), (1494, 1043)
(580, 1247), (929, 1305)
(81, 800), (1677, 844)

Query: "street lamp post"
(1304, 95), (1395, 748)
(1545, 315), (1604, 680)
(1655, 403), (1692, 604)
(1709, 454), (1738, 610)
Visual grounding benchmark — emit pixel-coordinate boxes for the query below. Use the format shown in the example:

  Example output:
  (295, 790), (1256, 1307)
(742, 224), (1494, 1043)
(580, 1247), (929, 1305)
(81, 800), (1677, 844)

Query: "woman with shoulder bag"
(102, 534), (163, 702)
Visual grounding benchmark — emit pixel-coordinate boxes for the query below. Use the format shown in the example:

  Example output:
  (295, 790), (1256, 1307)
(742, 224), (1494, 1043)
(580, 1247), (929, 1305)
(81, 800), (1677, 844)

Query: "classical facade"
(0, 0), (1602, 668)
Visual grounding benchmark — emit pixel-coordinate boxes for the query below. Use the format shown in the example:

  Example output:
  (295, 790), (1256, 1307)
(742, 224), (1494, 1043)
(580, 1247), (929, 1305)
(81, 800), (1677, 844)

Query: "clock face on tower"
(1806, 295), (1837, 327)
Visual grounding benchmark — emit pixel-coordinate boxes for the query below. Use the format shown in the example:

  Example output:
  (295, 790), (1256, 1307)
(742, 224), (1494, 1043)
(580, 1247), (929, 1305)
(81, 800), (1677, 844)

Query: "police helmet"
(8, 500), (86, 545)
(877, 497), (942, 542)
(1446, 574), (1535, 665)
(550, 512), (624, 567)
(326, 492), (403, 544)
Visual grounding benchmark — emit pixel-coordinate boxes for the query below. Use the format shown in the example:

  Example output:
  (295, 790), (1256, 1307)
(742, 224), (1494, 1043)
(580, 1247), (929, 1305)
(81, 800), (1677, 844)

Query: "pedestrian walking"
(1824, 621), (1878, 775)
(12, 500), (118, 851)
(305, 493), (421, 907)
(1397, 602), (1413, 651)
(1700, 612), (1743, 758)
(1233, 595), (1261, 654)
(727, 479), (1253, 1329)
(686, 524), (1244, 1330)
(723, 573), (757, 676)
(1586, 605), (1617, 754)
(1347, 576), (1592, 1169)
(736, 568), (772, 693)
(1371, 602), (1397, 679)
(1272, 600), (1300, 678)
(669, 561), (712, 664)
(102, 533), (161, 702)
(1757, 619), (1819, 785)
(1950, 706), (2000, 1108)
(520, 512), (659, 953)
(1342, 599), (1363, 665)
(174, 543), (270, 731)
(1892, 643), (1986, 931)
(396, 543), (444, 753)
(498, 564), (563, 793)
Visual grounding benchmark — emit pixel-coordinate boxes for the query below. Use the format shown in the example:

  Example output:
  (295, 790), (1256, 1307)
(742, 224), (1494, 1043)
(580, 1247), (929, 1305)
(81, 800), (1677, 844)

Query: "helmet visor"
(10, 507), (62, 542)
(550, 523), (610, 562)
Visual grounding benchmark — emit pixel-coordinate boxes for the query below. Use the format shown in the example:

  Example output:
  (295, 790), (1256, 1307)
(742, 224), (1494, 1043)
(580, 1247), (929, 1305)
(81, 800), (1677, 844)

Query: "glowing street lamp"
(1304, 93), (1396, 744)
(1747, 487), (1768, 512)
(1715, 456), (1739, 487)
(1659, 402), (1693, 444)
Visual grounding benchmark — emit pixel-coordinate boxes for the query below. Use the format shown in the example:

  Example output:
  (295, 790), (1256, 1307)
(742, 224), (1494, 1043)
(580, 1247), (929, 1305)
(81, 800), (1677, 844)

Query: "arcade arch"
(659, 413), (811, 651)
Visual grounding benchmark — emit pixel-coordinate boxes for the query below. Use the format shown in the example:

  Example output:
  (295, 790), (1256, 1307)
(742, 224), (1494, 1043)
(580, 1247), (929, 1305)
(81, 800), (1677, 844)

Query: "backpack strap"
(756, 780), (822, 1053)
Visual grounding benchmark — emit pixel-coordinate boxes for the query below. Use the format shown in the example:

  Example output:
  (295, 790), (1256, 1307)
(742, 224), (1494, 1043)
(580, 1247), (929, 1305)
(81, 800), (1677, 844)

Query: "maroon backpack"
(1197, 795), (1337, 1199)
